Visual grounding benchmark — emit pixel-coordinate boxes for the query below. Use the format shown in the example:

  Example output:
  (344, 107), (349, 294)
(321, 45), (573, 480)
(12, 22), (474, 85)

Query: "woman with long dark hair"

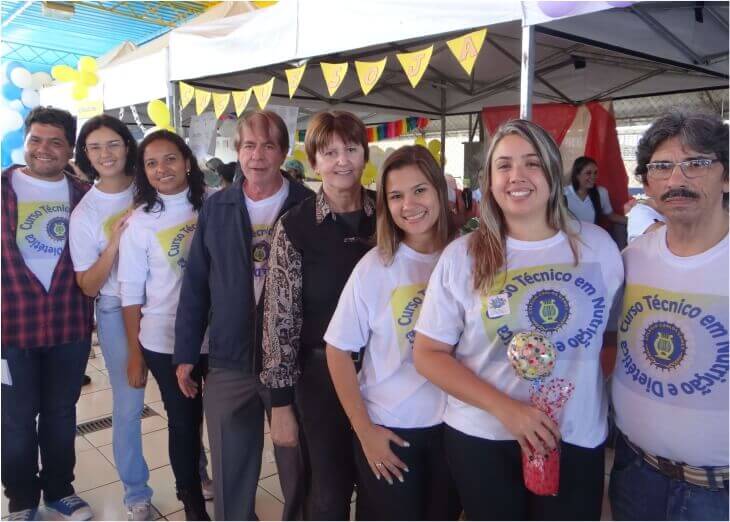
(564, 156), (626, 225)
(118, 130), (209, 520)
(414, 120), (623, 520)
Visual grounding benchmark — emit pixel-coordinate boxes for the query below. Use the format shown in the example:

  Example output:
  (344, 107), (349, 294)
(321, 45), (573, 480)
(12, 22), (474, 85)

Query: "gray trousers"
(204, 368), (305, 521)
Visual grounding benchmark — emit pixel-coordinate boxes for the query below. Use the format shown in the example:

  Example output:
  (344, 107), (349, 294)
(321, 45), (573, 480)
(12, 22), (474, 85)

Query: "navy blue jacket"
(173, 175), (313, 373)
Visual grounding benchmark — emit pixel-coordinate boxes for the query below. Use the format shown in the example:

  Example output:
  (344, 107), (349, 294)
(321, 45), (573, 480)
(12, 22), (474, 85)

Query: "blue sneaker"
(7, 508), (37, 521)
(45, 495), (93, 521)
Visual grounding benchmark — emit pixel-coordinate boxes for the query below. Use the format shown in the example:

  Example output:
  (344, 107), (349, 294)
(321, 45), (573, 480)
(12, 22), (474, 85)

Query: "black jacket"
(173, 175), (313, 373)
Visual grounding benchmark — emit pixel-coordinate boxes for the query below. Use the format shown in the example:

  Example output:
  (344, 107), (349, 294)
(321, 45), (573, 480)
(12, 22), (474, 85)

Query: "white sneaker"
(127, 501), (152, 521)
(201, 479), (214, 501)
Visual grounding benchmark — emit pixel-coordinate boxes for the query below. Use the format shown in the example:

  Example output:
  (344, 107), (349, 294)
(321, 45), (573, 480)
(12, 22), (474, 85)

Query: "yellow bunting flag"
(396, 46), (433, 88)
(285, 64), (306, 99)
(320, 62), (348, 97)
(253, 78), (275, 110)
(354, 57), (387, 96)
(447, 29), (487, 76)
(179, 82), (195, 109)
(212, 92), (231, 119)
(232, 89), (252, 117)
(195, 89), (211, 115)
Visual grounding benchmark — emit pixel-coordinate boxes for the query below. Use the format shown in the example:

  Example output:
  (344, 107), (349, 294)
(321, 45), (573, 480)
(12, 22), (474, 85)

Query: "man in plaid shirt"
(1, 107), (94, 521)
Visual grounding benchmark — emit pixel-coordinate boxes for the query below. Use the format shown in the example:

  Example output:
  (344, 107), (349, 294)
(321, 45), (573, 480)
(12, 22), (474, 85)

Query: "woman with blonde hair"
(325, 145), (459, 520)
(414, 120), (623, 520)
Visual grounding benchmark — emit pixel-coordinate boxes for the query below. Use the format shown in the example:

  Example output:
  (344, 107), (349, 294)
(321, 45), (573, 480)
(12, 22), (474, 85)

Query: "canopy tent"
(167, 0), (727, 125)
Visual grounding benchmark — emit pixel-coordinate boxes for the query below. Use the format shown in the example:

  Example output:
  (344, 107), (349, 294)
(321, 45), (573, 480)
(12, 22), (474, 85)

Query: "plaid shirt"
(2, 165), (93, 349)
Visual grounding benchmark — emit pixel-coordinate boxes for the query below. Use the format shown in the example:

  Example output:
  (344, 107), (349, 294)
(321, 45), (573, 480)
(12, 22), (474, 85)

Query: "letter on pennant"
(396, 46), (433, 88)
(195, 89), (212, 115)
(446, 29), (487, 76)
(179, 81), (195, 109)
(212, 92), (231, 119)
(355, 57), (387, 96)
(253, 78), (275, 109)
(320, 62), (348, 97)
(285, 64), (306, 99)
(232, 89), (252, 117)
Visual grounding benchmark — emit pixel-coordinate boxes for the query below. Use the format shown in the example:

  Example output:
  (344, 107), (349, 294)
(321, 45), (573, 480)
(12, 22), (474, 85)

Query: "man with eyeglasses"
(609, 112), (728, 520)
(1, 107), (94, 521)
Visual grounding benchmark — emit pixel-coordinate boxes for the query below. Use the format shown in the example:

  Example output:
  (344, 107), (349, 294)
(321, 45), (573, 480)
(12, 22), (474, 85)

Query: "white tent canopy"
(166, 0), (727, 124)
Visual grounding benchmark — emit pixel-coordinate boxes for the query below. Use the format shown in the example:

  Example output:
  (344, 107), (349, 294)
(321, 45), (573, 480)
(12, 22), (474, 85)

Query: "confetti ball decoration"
(507, 332), (556, 381)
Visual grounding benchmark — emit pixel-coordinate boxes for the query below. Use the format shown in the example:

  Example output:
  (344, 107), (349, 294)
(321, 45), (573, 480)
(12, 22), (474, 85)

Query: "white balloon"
(31, 71), (53, 90)
(11, 148), (25, 164)
(9, 99), (24, 111)
(0, 107), (24, 136)
(21, 88), (40, 109)
(10, 67), (32, 89)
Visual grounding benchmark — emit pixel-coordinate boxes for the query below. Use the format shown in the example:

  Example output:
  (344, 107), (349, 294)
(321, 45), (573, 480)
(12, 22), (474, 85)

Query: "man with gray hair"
(610, 112), (728, 520)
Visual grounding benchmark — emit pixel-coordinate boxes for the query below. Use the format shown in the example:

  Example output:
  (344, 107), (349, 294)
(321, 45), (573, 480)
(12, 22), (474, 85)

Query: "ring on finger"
(375, 462), (384, 469)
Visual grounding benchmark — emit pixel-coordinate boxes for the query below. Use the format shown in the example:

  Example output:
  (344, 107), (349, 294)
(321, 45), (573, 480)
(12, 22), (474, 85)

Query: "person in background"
(610, 112), (728, 521)
(625, 196), (666, 242)
(564, 156), (627, 226)
(70, 115), (154, 520)
(216, 161), (237, 189)
(1, 106), (94, 521)
(119, 130), (210, 521)
(175, 110), (311, 521)
(284, 158), (306, 184)
(325, 145), (459, 520)
(262, 110), (375, 520)
(413, 120), (623, 520)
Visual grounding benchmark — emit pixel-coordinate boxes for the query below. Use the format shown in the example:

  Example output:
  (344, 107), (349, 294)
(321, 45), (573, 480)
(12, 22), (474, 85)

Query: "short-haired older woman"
(262, 110), (374, 520)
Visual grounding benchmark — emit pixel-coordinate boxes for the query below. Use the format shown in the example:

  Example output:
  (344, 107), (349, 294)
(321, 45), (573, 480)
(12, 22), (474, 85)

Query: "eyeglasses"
(85, 140), (124, 156)
(646, 158), (719, 180)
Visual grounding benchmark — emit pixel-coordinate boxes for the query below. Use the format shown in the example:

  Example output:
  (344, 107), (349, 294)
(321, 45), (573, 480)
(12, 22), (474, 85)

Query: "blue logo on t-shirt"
(527, 289), (570, 334)
(642, 321), (687, 371)
(46, 216), (68, 242)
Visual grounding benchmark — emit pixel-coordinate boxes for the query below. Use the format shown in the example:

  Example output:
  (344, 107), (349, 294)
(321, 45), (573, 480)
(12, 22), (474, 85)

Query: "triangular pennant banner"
(355, 57), (387, 96)
(285, 64), (306, 99)
(232, 89), (252, 117)
(396, 46), (433, 88)
(446, 29), (487, 76)
(253, 78), (275, 110)
(320, 62), (348, 97)
(195, 89), (212, 115)
(212, 92), (231, 119)
(179, 81), (195, 109)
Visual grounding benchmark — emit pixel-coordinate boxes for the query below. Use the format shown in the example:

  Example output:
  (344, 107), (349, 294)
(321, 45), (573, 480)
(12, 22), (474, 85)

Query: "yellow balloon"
(414, 135), (426, 147)
(78, 56), (97, 73)
(361, 162), (378, 187)
(293, 149), (307, 163)
(51, 65), (78, 83)
(78, 71), (98, 87)
(428, 139), (441, 156)
(252, 1), (277, 7)
(71, 83), (88, 100)
(147, 99), (171, 128)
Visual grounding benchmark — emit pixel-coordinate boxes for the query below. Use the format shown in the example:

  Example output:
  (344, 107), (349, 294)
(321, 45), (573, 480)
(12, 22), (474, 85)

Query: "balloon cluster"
(414, 135), (442, 165)
(51, 56), (98, 101)
(1, 62), (50, 167)
(147, 99), (174, 133)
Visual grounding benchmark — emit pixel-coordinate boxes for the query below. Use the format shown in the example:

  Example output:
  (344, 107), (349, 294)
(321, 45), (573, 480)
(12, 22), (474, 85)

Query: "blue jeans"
(1, 339), (90, 512)
(96, 295), (153, 507)
(609, 433), (729, 521)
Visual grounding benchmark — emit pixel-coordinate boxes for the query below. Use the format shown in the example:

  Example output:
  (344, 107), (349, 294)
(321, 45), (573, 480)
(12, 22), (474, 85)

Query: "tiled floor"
(2, 339), (614, 521)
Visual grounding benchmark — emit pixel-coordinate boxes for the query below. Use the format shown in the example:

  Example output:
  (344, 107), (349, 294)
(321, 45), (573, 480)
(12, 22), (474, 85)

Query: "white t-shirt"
(611, 227), (728, 466)
(12, 168), (71, 291)
(118, 190), (207, 355)
(626, 201), (665, 243)
(69, 184), (134, 297)
(415, 224), (623, 448)
(246, 177), (289, 304)
(563, 185), (613, 223)
(324, 244), (446, 429)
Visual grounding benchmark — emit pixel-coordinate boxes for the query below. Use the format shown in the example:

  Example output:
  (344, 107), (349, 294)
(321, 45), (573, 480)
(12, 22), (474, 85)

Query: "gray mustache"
(661, 188), (699, 201)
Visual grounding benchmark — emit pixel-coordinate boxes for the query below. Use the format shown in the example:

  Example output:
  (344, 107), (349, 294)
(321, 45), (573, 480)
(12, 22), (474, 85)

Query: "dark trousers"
(142, 348), (207, 493)
(1, 340), (91, 512)
(204, 368), (305, 521)
(353, 423), (461, 521)
(444, 424), (605, 521)
(296, 350), (356, 520)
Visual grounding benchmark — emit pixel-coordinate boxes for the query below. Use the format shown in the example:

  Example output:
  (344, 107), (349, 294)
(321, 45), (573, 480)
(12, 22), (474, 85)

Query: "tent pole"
(520, 24), (535, 120)
(169, 81), (181, 134)
(440, 86), (446, 175)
